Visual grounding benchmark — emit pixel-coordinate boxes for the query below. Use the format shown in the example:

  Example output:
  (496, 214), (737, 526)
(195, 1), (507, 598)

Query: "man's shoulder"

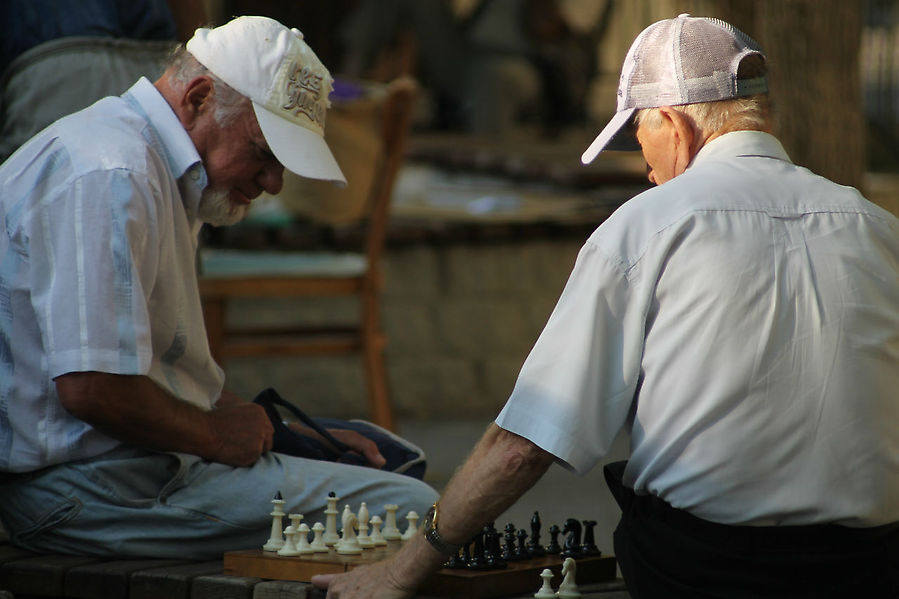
(50, 97), (162, 175)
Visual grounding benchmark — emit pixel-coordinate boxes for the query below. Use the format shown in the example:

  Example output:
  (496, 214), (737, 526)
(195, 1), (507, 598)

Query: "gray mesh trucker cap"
(581, 14), (768, 164)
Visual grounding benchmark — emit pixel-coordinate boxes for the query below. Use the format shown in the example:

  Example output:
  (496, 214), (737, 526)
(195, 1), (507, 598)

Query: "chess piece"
(401, 510), (419, 540)
(382, 504), (402, 540)
(357, 502), (373, 548)
(310, 522), (329, 552)
(444, 547), (466, 569)
(581, 520), (600, 556)
(557, 557), (582, 598)
(466, 532), (489, 570)
(560, 518), (583, 558)
(278, 513), (304, 556)
(502, 523), (518, 561)
(323, 492), (341, 546)
(545, 524), (562, 554)
(262, 491), (286, 551)
(528, 511), (545, 557)
(369, 515), (387, 546)
(484, 523), (506, 569)
(515, 529), (530, 560)
(534, 568), (556, 599)
(296, 522), (314, 554)
(277, 519), (299, 556)
(337, 513), (363, 554)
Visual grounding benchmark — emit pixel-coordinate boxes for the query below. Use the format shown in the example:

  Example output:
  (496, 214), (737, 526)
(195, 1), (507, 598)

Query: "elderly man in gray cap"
(0, 16), (436, 560)
(316, 14), (899, 599)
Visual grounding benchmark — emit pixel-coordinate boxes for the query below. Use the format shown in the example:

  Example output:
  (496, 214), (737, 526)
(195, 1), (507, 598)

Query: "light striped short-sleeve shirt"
(0, 78), (224, 472)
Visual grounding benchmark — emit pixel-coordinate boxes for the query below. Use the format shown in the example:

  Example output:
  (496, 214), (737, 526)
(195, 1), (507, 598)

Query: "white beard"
(197, 188), (248, 227)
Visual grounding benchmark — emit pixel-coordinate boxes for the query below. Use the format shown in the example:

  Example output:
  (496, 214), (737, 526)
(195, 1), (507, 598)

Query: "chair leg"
(361, 290), (394, 431)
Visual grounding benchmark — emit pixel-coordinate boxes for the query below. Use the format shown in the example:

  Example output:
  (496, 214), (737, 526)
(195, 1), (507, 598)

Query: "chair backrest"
(260, 77), (418, 273)
(0, 36), (174, 162)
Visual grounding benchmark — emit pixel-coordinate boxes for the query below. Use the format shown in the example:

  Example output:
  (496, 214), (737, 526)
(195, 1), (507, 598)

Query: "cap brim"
(253, 103), (347, 186)
(580, 108), (640, 164)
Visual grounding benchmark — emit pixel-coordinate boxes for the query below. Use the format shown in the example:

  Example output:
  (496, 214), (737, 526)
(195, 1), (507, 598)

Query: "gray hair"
(634, 94), (772, 138)
(166, 45), (250, 127)
(634, 53), (772, 137)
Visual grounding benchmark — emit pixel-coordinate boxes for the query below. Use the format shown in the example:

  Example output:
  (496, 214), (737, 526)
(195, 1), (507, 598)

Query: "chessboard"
(224, 543), (616, 598)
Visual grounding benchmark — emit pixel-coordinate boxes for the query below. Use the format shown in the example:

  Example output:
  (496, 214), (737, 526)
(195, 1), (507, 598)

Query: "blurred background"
(3, 0), (898, 566)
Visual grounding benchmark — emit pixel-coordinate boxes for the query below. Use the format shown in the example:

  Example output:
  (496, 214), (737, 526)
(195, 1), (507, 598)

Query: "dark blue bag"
(252, 388), (426, 480)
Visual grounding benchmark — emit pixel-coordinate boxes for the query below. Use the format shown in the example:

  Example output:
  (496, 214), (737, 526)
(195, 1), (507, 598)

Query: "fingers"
(310, 573), (333, 589)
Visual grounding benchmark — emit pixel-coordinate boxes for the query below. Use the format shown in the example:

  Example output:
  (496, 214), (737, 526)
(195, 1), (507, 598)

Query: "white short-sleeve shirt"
(497, 131), (899, 527)
(0, 78), (225, 472)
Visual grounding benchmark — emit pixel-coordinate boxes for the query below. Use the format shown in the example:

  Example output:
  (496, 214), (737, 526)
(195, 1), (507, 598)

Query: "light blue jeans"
(0, 446), (437, 559)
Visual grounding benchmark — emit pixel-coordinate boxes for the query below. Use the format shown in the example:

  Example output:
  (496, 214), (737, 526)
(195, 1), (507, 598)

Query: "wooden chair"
(199, 78), (418, 431)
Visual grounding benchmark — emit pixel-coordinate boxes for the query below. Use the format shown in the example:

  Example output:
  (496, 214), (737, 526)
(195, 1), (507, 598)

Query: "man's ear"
(660, 106), (697, 176)
(178, 76), (215, 130)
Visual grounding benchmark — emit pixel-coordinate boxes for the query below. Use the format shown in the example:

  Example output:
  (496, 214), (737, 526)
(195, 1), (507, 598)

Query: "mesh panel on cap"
(623, 16), (765, 109)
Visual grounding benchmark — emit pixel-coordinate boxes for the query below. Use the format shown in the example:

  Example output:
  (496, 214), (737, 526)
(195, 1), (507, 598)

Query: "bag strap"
(254, 388), (355, 456)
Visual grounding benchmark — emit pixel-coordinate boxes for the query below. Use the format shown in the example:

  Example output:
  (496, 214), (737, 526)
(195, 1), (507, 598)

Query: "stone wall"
(219, 235), (585, 421)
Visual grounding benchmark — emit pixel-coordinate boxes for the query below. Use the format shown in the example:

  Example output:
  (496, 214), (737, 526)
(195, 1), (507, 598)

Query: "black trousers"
(604, 461), (899, 599)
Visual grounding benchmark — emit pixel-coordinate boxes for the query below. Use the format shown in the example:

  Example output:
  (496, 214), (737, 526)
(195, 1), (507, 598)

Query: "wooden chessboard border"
(224, 544), (616, 598)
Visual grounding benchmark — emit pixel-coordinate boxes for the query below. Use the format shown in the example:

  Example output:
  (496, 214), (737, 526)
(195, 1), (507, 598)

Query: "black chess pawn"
(514, 529), (530, 560)
(527, 510), (545, 557)
(560, 518), (583, 558)
(467, 532), (490, 570)
(502, 523), (518, 561)
(545, 523), (562, 554)
(460, 538), (473, 567)
(444, 546), (466, 569)
(581, 520), (601, 556)
(483, 524), (506, 569)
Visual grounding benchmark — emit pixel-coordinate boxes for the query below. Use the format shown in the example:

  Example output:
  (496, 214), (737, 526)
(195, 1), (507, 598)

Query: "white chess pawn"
(369, 515), (387, 546)
(277, 513), (304, 556)
(296, 523), (314, 554)
(557, 557), (581, 599)
(262, 492), (286, 552)
(310, 522), (329, 552)
(337, 514), (363, 555)
(324, 493), (341, 546)
(533, 568), (556, 599)
(357, 502), (373, 548)
(277, 522), (299, 556)
(401, 510), (419, 541)
(382, 504), (401, 540)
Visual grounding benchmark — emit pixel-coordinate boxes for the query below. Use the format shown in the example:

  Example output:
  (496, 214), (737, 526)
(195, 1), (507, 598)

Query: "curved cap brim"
(254, 103), (347, 186)
(581, 108), (640, 164)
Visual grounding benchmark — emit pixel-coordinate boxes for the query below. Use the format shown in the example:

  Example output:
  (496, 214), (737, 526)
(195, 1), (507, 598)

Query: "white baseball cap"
(581, 14), (768, 164)
(187, 16), (346, 185)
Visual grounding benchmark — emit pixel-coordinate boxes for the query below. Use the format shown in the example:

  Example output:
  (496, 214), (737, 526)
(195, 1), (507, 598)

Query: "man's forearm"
(54, 371), (272, 465)
(384, 424), (554, 588)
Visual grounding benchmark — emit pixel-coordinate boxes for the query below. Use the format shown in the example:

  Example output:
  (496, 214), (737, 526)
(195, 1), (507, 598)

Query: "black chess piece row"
(441, 512), (600, 571)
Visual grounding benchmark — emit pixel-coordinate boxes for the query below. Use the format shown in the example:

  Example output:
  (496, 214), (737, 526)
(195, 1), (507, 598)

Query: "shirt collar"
(691, 131), (793, 169)
(122, 77), (208, 219)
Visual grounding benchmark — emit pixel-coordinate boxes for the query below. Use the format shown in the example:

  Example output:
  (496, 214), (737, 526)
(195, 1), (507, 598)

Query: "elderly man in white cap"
(315, 14), (899, 599)
(0, 16), (436, 559)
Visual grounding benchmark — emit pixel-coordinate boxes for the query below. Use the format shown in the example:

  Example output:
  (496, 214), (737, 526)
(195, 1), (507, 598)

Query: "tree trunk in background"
(665, 0), (865, 189)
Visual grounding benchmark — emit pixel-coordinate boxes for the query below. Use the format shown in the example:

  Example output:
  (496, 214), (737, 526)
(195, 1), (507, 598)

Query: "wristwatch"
(422, 502), (463, 554)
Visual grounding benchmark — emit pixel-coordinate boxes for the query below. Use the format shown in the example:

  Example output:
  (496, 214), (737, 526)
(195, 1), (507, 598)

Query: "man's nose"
(259, 162), (284, 196)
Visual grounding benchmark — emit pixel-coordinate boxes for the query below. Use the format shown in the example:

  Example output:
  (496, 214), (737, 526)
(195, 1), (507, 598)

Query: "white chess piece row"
(262, 492), (421, 553)
(534, 557), (580, 599)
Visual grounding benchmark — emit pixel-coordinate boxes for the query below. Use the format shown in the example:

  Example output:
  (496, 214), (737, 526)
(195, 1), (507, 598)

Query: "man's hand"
(311, 554), (419, 598)
(206, 402), (273, 467)
(285, 423), (387, 469)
